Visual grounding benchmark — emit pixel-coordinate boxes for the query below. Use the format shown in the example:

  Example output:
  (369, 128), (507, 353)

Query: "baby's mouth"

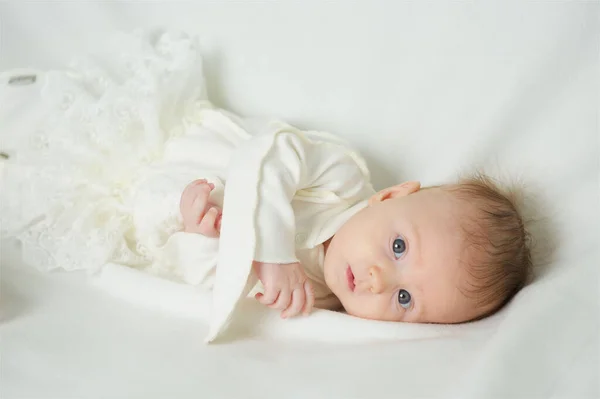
(346, 266), (356, 292)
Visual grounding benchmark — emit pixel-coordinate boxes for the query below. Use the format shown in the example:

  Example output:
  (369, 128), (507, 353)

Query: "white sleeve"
(250, 128), (372, 264)
(206, 121), (371, 342)
(252, 131), (308, 264)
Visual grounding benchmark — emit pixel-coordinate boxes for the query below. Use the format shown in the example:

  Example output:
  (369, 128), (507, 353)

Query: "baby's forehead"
(414, 188), (487, 274)
(405, 187), (478, 262)
(411, 185), (474, 214)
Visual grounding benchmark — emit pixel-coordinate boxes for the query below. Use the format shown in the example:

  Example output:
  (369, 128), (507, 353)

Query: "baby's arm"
(178, 173), (315, 318)
(247, 129), (371, 318)
(237, 131), (318, 318)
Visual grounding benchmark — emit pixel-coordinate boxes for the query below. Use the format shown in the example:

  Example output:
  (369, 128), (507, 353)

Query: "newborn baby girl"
(179, 152), (531, 326)
(0, 30), (532, 341)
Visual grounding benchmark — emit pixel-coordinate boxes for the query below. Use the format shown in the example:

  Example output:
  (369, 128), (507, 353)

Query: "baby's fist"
(253, 261), (315, 318)
(179, 179), (222, 237)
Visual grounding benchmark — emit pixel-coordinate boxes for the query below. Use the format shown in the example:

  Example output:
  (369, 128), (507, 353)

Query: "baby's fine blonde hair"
(443, 173), (534, 320)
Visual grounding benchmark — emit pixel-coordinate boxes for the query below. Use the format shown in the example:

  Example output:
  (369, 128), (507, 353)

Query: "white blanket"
(1, 2), (598, 398)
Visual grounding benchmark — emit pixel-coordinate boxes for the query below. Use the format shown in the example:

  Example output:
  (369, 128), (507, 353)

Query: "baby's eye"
(392, 237), (406, 258)
(397, 289), (412, 309)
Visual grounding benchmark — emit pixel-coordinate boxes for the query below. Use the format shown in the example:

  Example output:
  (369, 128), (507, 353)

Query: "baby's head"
(323, 174), (532, 324)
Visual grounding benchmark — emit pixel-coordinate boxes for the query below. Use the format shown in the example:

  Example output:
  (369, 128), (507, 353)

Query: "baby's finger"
(282, 287), (306, 319)
(270, 289), (292, 310)
(187, 180), (212, 198)
(197, 207), (221, 237)
(191, 200), (206, 224)
(185, 179), (205, 190)
(180, 180), (202, 210)
(183, 179), (207, 198)
(191, 194), (209, 223)
(302, 281), (315, 316)
(257, 288), (280, 306)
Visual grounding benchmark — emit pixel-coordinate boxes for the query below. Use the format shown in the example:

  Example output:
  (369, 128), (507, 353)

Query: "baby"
(180, 173), (532, 324)
(0, 30), (532, 329)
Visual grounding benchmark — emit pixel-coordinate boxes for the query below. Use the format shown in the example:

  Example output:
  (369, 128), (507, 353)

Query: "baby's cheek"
(341, 296), (379, 319)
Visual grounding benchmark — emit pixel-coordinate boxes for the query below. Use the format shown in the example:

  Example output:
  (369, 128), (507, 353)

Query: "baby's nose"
(368, 265), (387, 294)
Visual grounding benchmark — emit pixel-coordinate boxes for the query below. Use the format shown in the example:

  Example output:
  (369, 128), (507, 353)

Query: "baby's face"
(324, 185), (481, 324)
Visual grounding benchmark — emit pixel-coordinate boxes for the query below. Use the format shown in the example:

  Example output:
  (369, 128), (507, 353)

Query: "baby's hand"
(179, 179), (222, 237)
(252, 261), (315, 318)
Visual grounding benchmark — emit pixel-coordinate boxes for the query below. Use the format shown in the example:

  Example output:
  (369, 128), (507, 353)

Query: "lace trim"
(1, 30), (212, 272)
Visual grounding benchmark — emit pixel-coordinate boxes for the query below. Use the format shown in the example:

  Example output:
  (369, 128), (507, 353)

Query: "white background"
(1, 2), (599, 399)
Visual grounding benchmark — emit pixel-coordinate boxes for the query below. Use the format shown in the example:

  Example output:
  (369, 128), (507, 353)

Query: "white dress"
(1, 30), (215, 274)
(0, 30), (376, 341)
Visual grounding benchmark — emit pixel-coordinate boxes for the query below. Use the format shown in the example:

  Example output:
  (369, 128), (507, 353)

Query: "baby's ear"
(368, 181), (421, 206)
